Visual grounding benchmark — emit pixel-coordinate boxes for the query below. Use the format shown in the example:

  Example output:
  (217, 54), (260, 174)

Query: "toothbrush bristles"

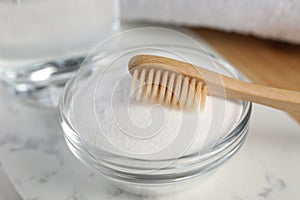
(130, 68), (207, 111)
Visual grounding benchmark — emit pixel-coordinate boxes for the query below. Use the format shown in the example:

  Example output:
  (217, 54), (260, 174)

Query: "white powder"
(71, 54), (243, 160)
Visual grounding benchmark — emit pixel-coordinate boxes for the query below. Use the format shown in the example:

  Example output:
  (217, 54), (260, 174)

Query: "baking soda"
(71, 59), (243, 160)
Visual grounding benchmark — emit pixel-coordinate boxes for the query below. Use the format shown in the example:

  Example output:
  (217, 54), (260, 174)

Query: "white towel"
(121, 0), (300, 44)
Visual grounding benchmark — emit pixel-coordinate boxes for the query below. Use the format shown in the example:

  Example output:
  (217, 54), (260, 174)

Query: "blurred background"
(0, 0), (299, 199)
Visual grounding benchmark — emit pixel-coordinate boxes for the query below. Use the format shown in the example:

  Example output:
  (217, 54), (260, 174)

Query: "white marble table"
(0, 81), (299, 200)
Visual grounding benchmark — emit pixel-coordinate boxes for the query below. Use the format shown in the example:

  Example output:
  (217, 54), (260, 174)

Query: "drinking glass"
(0, 0), (119, 106)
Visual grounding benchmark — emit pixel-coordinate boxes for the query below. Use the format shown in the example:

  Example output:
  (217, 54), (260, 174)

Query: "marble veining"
(107, 187), (157, 200)
(258, 175), (286, 198)
(29, 171), (57, 184)
(67, 189), (87, 200)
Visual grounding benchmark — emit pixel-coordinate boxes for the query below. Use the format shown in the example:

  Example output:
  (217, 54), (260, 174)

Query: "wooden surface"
(194, 28), (300, 123)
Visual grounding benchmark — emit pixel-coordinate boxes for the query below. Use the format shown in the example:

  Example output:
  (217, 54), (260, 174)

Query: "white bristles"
(194, 81), (203, 111)
(200, 85), (207, 111)
(151, 70), (161, 101)
(130, 70), (138, 96)
(136, 68), (146, 101)
(171, 74), (183, 107)
(130, 68), (207, 111)
(186, 78), (196, 108)
(179, 77), (189, 107)
(165, 73), (175, 104)
(143, 68), (154, 101)
(158, 71), (169, 103)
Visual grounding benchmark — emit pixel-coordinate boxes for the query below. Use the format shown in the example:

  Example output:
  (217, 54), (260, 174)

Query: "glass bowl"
(59, 28), (252, 195)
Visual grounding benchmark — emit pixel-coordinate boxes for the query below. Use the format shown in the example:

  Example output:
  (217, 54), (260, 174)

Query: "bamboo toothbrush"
(128, 55), (300, 113)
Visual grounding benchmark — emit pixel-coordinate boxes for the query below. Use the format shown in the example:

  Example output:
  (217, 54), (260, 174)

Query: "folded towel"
(121, 0), (300, 44)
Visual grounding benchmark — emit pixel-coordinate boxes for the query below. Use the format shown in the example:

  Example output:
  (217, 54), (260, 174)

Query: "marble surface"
(0, 82), (299, 200)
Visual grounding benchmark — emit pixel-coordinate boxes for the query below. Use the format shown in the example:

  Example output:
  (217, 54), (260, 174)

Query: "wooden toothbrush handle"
(221, 76), (300, 114)
(129, 55), (300, 114)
